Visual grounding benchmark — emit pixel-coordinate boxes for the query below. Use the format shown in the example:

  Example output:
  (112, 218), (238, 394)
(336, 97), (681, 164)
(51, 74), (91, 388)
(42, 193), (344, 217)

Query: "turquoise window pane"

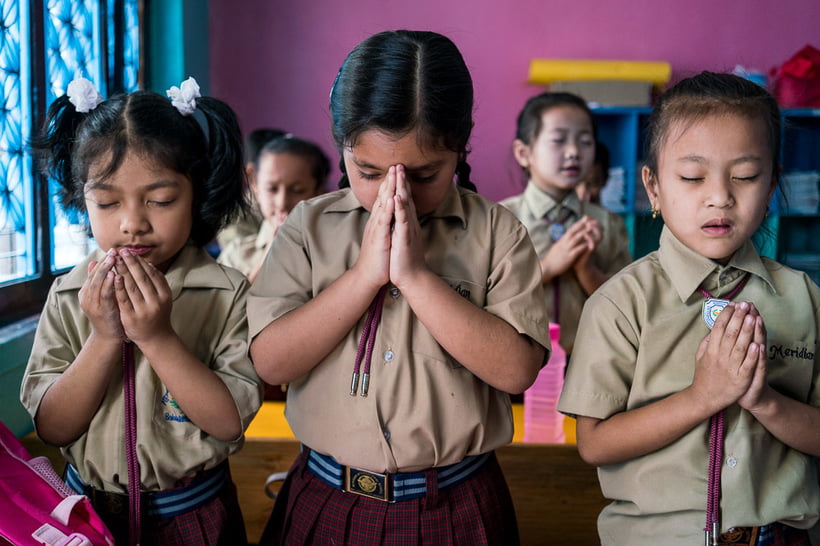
(44, 0), (103, 271)
(0, 0), (34, 283)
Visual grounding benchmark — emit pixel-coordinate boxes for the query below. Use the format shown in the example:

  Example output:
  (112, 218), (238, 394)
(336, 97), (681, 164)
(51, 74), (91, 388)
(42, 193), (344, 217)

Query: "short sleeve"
(557, 289), (640, 419)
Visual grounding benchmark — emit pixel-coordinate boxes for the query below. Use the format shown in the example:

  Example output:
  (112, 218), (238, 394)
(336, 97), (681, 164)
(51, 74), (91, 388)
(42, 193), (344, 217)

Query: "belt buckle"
(344, 466), (392, 502)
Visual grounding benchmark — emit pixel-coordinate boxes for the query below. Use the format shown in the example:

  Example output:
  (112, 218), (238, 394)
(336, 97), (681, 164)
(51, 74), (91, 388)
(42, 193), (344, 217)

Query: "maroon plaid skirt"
(259, 449), (519, 546)
(91, 464), (248, 546)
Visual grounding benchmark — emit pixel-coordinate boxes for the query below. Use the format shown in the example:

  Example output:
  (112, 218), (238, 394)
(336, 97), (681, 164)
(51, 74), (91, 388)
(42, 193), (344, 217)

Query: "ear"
(641, 165), (659, 209)
(512, 139), (531, 169)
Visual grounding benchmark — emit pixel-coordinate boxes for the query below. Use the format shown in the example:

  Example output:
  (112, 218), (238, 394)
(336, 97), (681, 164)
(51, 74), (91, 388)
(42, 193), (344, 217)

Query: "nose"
(704, 177), (734, 208)
(273, 189), (288, 212)
(565, 142), (580, 160)
(120, 204), (149, 235)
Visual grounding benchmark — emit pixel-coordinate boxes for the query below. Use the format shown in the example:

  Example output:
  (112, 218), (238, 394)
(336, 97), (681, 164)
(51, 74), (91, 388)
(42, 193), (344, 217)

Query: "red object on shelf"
(770, 45), (820, 108)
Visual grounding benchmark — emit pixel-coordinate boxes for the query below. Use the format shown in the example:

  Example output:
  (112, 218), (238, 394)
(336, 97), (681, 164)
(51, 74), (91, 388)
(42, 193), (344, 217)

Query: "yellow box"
(529, 59), (671, 87)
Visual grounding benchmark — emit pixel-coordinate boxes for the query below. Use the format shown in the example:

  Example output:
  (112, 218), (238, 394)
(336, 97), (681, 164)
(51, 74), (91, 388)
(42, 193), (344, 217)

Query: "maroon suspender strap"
(697, 272), (750, 544)
(122, 340), (141, 545)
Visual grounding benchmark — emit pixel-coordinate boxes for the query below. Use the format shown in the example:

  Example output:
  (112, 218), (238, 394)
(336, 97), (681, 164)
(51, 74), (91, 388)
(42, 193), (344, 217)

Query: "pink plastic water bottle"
(523, 323), (566, 443)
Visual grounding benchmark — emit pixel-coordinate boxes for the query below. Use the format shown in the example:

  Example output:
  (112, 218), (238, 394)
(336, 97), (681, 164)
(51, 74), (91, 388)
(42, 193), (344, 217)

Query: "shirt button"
(383, 350), (394, 362)
(726, 456), (737, 468)
(383, 429), (391, 440)
(390, 287), (401, 299)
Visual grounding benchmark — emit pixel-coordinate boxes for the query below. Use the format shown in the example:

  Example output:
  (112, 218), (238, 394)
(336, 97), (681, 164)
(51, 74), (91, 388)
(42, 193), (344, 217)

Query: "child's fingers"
(114, 252), (146, 306)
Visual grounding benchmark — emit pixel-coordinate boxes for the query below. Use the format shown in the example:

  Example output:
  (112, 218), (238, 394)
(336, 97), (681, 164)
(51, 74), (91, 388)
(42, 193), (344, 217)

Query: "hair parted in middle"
(329, 29), (476, 192)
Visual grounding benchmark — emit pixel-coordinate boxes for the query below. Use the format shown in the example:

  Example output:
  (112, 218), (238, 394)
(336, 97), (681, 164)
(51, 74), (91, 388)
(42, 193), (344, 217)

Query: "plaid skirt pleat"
(259, 449), (519, 546)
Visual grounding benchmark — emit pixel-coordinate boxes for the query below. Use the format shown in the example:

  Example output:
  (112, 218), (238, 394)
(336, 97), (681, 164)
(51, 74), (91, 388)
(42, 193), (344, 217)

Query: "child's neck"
(536, 183), (574, 204)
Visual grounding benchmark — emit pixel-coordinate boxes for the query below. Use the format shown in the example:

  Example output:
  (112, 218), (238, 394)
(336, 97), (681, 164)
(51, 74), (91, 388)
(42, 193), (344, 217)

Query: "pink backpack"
(0, 420), (114, 546)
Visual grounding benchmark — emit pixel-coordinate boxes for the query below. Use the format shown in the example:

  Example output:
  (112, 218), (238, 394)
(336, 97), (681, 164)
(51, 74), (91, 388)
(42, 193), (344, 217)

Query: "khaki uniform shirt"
(218, 219), (275, 277)
(558, 227), (820, 545)
(21, 246), (263, 492)
(500, 182), (631, 354)
(248, 186), (551, 473)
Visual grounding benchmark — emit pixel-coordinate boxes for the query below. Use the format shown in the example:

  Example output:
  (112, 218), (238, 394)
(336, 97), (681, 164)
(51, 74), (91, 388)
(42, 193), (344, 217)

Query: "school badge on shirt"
(161, 388), (190, 422)
(702, 299), (730, 329)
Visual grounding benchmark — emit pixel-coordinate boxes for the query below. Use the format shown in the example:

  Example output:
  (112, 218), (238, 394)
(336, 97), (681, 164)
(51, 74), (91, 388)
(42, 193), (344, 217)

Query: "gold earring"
(651, 206), (660, 220)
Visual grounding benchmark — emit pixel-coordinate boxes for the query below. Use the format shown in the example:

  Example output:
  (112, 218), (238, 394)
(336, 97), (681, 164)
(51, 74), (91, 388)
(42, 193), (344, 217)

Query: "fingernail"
(120, 248), (131, 257)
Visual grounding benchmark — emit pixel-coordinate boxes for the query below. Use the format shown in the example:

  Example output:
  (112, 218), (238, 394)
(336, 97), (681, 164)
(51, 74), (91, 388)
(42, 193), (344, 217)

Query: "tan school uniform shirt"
(500, 182), (631, 354)
(558, 226), (820, 545)
(20, 245), (263, 492)
(218, 219), (275, 277)
(248, 185), (552, 474)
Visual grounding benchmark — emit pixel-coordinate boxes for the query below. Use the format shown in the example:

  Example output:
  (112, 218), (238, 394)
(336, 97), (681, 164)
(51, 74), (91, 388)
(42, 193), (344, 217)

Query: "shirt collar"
(57, 245), (236, 299)
(657, 226), (776, 303)
(323, 186), (468, 228)
(523, 182), (583, 219)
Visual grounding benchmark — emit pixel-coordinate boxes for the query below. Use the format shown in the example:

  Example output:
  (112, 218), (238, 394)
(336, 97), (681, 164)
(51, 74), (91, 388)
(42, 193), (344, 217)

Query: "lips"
(120, 245), (153, 255)
(701, 218), (734, 235)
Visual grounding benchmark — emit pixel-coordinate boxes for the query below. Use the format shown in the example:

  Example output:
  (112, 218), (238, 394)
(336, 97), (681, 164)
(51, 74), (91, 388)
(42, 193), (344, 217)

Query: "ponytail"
(31, 95), (90, 211)
(455, 158), (476, 193)
(189, 96), (248, 245)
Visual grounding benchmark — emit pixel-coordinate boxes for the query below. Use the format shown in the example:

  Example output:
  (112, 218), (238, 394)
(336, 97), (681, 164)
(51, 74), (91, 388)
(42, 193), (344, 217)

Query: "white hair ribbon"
(66, 76), (103, 113)
(166, 77), (201, 116)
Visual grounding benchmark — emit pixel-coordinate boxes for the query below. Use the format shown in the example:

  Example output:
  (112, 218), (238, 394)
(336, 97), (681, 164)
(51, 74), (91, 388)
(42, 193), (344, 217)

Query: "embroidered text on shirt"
(767, 344), (815, 361)
(452, 283), (471, 300)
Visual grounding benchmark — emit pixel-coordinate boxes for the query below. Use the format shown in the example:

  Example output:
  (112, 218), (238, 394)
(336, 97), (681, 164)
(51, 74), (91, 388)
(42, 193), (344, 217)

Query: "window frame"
(0, 0), (143, 328)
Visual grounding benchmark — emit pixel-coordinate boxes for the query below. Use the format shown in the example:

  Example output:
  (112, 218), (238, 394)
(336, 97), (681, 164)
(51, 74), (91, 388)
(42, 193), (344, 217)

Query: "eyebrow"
(85, 179), (183, 193)
(352, 158), (447, 172)
(676, 155), (762, 165)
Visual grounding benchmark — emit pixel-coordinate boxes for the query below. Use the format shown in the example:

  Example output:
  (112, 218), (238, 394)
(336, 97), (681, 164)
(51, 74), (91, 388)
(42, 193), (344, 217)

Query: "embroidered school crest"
(701, 298), (729, 329)
(161, 388), (190, 422)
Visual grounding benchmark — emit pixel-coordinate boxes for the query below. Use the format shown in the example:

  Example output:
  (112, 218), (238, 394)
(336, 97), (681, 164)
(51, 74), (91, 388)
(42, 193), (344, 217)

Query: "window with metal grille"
(0, 0), (140, 326)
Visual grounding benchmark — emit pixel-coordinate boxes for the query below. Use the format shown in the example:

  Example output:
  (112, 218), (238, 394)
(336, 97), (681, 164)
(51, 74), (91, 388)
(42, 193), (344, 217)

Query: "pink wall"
(209, 0), (820, 202)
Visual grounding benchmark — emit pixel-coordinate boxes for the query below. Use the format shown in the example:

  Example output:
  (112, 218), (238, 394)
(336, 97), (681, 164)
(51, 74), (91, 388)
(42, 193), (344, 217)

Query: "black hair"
(32, 86), (247, 247)
(594, 140), (610, 175)
(515, 91), (597, 146)
(329, 30), (476, 192)
(258, 135), (331, 191)
(644, 71), (781, 178)
(245, 127), (288, 165)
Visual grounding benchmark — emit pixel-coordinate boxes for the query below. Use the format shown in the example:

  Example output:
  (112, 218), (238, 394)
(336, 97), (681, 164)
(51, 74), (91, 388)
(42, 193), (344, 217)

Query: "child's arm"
(390, 167), (545, 394)
(35, 252), (123, 445)
(250, 176), (396, 385)
(576, 302), (764, 466)
(114, 250), (242, 442)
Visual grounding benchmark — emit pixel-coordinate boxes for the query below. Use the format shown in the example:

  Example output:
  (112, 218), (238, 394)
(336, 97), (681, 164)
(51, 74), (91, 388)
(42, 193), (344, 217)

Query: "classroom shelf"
(593, 106), (820, 283)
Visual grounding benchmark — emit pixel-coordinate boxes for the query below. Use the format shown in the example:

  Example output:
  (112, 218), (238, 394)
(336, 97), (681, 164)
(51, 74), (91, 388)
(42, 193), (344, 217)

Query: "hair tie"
(66, 76), (103, 113)
(166, 76), (201, 116)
